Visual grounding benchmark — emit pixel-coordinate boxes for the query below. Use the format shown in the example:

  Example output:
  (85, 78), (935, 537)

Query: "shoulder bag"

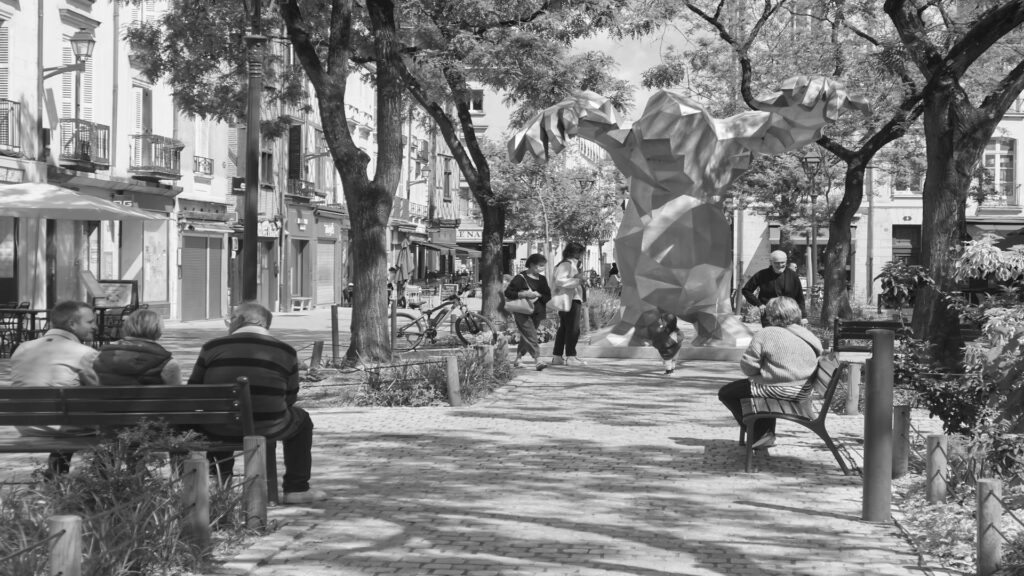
(506, 274), (538, 314)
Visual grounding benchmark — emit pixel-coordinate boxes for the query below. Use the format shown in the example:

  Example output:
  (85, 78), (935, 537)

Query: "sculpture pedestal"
(541, 323), (749, 362)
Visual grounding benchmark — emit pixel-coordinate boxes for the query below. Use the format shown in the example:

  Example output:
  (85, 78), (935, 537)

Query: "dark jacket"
(504, 273), (552, 315)
(94, 338), (173, 387)
(741, 267), (806, 317)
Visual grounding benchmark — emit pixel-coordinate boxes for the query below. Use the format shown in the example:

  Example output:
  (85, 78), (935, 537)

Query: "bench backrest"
(0, 377), (254, 436)
(813, 360), (848, 422)
(833, 318), (983, 351)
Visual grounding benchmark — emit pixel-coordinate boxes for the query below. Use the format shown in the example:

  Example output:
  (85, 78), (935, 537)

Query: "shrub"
(353, 347), (514, 407)
(0, 422), (251, 576)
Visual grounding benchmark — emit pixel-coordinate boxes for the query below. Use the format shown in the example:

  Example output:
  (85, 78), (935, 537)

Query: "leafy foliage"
(875, 261), (935, 311)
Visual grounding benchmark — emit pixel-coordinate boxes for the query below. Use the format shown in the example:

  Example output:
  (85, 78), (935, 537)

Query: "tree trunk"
(343, 183), (393, 363)
(477, 195), (506, 319)
(820, 158), (866, 326)
(912, 90), (985, 363)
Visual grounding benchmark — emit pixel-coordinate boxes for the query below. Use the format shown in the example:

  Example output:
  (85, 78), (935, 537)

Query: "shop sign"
(323, 222), (336, 236)
(457, 229), (483, 240)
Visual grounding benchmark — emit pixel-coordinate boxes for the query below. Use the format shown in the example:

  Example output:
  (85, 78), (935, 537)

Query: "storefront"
(178, 199), (231, 321)
(313, 206), (348, 306)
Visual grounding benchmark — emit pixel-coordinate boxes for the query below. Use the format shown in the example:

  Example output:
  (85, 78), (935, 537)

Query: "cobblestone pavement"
(210, 357), (940, 576)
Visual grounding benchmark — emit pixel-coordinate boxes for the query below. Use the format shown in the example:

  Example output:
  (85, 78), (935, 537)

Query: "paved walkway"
(211, 357), (937, 576)
(0, 307), (944, 575)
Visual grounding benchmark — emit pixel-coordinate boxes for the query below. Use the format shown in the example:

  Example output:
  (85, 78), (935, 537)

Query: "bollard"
(182, 454), (211, 550)
(446, 356), (463, 406)
(926, 434), (948, 504)
(893, 405), (911, 479)
(845, 362), (862, 415)
(48, 515), (82, 576)
(475, 344), (494, 377)
(863, 329), (895, 522)
(243, 436), (268, 530)
(390, 298), (398, 353)
(331, 304), (340, 365)
(310, 340), (324, 370)
(978, 479), (1003, 576)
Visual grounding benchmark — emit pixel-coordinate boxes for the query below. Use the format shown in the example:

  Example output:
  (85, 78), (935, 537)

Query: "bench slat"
(0, 437), (245, 453)
(0, 412), (240, 427)
(0, 399), (64, 412)
(57, 385), (242, 400)
(38, 398), (240, 413)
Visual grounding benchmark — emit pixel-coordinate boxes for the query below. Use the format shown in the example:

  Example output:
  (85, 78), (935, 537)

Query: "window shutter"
(0, 27), (9, 100)
(61, 47), (73, 119)
(82, 58), (93, 121)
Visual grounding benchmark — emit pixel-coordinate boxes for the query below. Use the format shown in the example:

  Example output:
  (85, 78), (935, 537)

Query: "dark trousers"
(208, 407), (315, 493)
(718, 378), (775, 441)
(513, 309), (544, 360)
(553, 300), (582, 357)
(47, 452), (73, 476)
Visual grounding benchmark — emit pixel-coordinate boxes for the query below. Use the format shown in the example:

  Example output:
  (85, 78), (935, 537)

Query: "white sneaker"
(551, 356), (565, 366)
(282, 488), (328, 504)
(565, 356), (587, 366)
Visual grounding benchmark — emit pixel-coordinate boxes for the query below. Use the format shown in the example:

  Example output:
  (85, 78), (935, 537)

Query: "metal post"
(810, 191), (818, 297)
(845, 361), (861, 415)
(893, 405), (910, 479)
(926, 434), (948, 504)
(331, 304), (340, 364)
(242, 0), (265, 302)
(47, 515), (82, 576)
(977, 479), (1003, 576)
(862, 328), (894, 522)
(74, 61), (82, 154)
(445, 356), (463, 406)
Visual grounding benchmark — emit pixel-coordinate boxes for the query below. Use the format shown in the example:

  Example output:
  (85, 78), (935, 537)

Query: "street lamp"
(799, 146), (822, 299)
(43, 30), (96, 157)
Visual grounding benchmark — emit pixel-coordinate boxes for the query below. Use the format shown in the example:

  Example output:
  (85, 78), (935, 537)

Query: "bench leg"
(738, 426), (746, 446)
(811, 423), (850, 475)
(267, 440), (279, 505)
(744, 421), (757, 472)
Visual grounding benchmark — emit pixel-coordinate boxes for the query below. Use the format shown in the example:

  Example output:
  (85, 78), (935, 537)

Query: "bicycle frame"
(417, 295), (465, 334)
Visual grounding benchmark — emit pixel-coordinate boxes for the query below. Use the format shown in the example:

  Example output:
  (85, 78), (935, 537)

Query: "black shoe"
(664, 369), (674, 375)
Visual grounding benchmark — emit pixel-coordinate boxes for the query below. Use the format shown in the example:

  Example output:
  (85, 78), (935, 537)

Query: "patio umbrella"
(0, 183), (165, 220)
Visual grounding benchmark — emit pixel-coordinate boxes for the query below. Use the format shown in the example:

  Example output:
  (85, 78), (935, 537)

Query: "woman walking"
(550, 242), (589, 367)
(504, 254), (551, 370)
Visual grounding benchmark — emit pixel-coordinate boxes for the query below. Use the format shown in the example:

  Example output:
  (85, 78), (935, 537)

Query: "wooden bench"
(833, 318), (983, 352)
(0, 377), (279, 503)
(740, 355), (850, 474)
(290, 296), (313, 311)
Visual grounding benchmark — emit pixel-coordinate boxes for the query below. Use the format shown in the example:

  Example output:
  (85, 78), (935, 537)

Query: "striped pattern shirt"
(740, 325), (823, 400)
(187, 327), (299, 437)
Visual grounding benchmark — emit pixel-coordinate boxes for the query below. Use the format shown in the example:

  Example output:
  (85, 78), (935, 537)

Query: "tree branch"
(945, 1), (1024, 78)
(883, 0), (945, 79)
(278, 0), (328, 91)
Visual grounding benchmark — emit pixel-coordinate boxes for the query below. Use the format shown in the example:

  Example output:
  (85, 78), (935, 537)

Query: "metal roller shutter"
(316, 241), (335, 305)
(180, 236), (207, 321)
(208, 237), (223, 318)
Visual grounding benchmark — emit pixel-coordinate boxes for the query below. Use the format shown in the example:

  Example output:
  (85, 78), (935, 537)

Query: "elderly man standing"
(188, 301), (326, 504)
(741, 250), (807, 327)
(10, 300), (99, 474)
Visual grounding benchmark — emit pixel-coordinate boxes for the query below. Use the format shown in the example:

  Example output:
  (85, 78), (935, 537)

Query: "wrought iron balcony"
(193, 155), (214, 176)
(286, 178), (324, 199)
(58, 119), (110, 172)
(129, 133), (184, 181)
(0, 99), (21, 156)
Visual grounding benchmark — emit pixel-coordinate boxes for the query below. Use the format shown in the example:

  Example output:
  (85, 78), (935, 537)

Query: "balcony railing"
(58, 119), (111, 171)
(129, 133), (184, 181)
(0, 100), (21, 156)
(286, 178), (324, 199)
(193, 155), (214, 176)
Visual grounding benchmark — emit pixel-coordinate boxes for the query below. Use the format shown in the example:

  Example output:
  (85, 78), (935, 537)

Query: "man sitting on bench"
(187, 302), (327, 505)
(10, 300), (100, 474)
(717, 296), (823, 449)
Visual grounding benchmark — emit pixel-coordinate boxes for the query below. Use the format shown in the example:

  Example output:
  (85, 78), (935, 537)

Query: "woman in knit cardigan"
(718, 296), (822, 449)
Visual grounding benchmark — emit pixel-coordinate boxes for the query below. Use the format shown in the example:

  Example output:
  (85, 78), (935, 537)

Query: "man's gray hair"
(228, 301), (273, 333)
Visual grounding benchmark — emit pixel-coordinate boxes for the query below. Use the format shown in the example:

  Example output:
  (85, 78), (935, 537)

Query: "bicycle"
(393, 289), (498, 351)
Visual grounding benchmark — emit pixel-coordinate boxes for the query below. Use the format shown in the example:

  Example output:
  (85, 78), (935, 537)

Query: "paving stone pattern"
(212, 357), (937, 576)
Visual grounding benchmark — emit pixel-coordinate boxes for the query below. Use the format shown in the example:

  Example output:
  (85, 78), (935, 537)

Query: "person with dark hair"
(188, 302), (327, 505)
(504, 253), (551, 370)
(10, 300), (99, 474)
(550, 242), (589, 366)
(718, 296), (822, 449)
(94, 308), (182, 386)
(606, 262), (622, 296)
(650, 312), (683, 374)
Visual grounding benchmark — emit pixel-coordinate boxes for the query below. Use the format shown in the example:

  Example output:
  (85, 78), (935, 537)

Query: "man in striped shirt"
(188, 302), (326, 504)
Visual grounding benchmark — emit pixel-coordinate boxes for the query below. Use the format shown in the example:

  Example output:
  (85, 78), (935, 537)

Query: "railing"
(193, 155), (214, 176)
(286, 178), (323, 198)
(58, 119), (111, 170)
(0, 99), (21, 155)
(129, 133), (184, 180)
(409, 202), (429, 218)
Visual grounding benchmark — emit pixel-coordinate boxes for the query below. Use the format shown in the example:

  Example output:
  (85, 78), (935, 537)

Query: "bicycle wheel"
(393, 312), (426, 351)
(455, 312), (497, 347)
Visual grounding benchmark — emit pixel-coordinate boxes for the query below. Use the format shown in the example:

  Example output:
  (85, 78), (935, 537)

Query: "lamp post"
(800, 146), (822, 299)
(242, 0), (266, 302)
(43, 30), (95, 157)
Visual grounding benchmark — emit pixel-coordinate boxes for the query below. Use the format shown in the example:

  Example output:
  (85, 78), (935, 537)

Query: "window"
(892, 157), (925, 195)
(443, 159), (452, 202)
(63, 42), (95, 122)
(469, 90), (484, 114)
(983, 139), (1016, 204)
(260, 151), (274, 185)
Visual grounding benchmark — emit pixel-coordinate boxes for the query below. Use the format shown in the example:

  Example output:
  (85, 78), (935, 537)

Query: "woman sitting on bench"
(718, 296), (823, 449)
